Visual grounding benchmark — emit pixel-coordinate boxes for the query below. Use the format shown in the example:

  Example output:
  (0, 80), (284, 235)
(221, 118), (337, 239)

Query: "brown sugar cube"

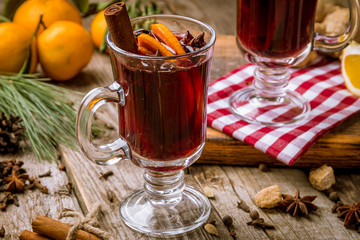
(309, 165), (336, 191)
(255, 185), (282, 208)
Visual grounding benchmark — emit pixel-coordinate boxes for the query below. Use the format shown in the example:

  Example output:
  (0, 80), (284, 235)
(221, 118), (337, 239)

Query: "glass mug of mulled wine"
(230, 0), (360, 126)
(76, 15), (216, 236)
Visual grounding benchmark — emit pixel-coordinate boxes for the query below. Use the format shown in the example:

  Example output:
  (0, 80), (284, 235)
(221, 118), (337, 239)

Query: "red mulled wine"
(236, 0), (318, 58)
(112, 58), (210, 161)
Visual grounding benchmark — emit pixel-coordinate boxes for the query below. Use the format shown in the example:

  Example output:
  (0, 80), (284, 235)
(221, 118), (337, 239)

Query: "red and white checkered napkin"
(207, 60), (360, 165)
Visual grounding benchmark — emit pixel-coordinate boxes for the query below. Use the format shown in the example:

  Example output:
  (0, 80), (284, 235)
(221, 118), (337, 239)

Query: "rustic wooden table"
(1, 0), (360, 239)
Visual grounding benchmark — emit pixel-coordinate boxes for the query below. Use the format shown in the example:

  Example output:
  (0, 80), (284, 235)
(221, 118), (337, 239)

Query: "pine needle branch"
(0, 73), (81, 160)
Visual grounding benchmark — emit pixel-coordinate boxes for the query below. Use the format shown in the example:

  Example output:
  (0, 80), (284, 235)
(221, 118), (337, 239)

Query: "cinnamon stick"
(104, 2), (137, 53)
(19, 230), (52, 240)
(32, 216), (102, 240)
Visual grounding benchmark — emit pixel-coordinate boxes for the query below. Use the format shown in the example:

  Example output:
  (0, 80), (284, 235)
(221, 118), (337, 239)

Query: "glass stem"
(253, 66), (290, 100)
(144, 170), (185, 205)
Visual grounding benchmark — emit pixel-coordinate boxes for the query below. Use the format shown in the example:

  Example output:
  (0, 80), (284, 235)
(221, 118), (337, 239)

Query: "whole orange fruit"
(0, 22), (37, 73)
(37, 21), (93, 81)
(90, 10), (107, 50)
(13, 0), (81, 35)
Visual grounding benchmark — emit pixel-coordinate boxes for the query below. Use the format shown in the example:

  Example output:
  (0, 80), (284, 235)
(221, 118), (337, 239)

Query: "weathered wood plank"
(190, 165), (360, 240)
(0, 153), (82, 239)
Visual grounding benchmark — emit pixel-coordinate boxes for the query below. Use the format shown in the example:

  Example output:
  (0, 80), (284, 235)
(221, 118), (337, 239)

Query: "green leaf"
(82, 0), (120, 17)
(3, 0), (25, 20)
(19, 15), (43, 74)
(0, 15), (11, 22)
(95, 0), (120, 12)
(72, 0), (89, 15)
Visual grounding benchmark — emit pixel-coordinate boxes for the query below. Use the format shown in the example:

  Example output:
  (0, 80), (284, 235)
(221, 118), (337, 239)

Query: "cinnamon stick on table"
(19, 230), (52, 240)
(32, 216), (102, 240)
(104, 2), (137, 53)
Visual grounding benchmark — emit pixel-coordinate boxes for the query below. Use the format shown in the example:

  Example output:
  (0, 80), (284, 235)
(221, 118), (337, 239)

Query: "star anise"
(4, 169), (28, 193)
(278, 190), (318, 217)
(336, 201), (360, 228)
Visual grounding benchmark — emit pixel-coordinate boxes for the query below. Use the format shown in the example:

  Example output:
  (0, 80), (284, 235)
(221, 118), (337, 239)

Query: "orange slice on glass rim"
(342, 41), (360, 97)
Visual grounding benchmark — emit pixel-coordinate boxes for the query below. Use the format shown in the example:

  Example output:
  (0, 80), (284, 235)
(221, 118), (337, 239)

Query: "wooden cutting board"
(198, 36), (360, 168)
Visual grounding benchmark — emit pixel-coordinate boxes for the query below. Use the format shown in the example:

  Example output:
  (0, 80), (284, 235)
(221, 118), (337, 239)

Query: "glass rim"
(106, 14), (216, 60)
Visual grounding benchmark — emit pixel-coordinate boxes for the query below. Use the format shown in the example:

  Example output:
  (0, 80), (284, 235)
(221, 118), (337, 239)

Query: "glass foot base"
(229, 87), (311, 126)
(119, 185), (211, 236)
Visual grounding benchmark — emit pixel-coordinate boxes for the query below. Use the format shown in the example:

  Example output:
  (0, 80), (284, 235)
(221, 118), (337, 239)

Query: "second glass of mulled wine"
(230, 0), (360, 126)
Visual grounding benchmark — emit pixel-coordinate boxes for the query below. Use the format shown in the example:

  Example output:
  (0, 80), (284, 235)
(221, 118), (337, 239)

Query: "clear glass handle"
(314, 0), (360, 52)
(76, 81), (131, 165)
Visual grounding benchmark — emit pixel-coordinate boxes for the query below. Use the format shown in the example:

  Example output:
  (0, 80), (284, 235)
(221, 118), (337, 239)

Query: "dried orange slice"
(137, 33), (173, 56)
(151, 23), (186, 55)
(341, 41), (360, 97)
(138, 46), (154, 56)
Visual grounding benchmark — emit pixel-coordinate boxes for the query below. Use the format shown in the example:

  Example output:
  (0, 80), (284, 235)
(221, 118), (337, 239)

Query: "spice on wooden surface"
(0, 191), (19, 211)
(32, 216), (102, 240)
(329, 191), (340, 202)
(332, 201), (344, 213)
(336, 201), (360, 228)
(0, 226), (5, 237)
(258, 163), (269, 172)
(28, 177), (35, 184)
(66, 181), (72, 193)
(278, 190), (318, 217)
(325, 187), (335, 195)
(203, 186), (215, 199)
(28, 179), (49, 194)
(104, 2), (137, 53)
(247, 218), (275, 229)
(237, 199), (250, 213)
(0, 113), (25, 154)
(249, 209), (259, 220)
(5, 169), (29, 193)
(59, 163), (66, 172)
(0, 159), (52, 211)
(19, 230), (52, 240)
(245, 208), (274, 230)
(203, 223), (219, 236)
(106, 188), (116, 203)
(99, 171), (113, 180)
(222, 215), (233, 227)
(39, 170), (51, 178)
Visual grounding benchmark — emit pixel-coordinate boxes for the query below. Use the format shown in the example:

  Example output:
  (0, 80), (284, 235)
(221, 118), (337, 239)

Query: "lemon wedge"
(341, 41), (360, 97)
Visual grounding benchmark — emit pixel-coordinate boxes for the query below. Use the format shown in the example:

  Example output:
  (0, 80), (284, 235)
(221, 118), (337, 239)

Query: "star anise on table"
(4, 169), (28, 193)
(278, 190), (318, 217)
(336, 201), (360, 228)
